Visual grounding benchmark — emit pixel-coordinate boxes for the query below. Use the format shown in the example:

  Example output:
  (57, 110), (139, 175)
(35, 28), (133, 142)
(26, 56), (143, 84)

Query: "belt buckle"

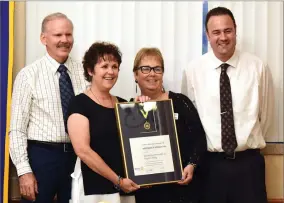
(225, 151), (235, 159)
(64, 143), (73, 152)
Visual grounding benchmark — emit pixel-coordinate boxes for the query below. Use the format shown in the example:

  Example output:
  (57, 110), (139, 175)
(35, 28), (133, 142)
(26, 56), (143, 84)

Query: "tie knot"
(220, 63), (229, 72)
(58, 64), (67, 74)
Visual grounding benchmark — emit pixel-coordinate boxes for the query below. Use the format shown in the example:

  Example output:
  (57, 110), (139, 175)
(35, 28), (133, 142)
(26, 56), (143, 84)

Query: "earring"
(135, 80), (138, 93)
(162, 85), (165, 93)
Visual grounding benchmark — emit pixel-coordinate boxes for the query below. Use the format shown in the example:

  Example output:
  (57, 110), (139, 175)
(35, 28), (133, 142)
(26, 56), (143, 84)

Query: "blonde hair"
(133, 47), (164, 72)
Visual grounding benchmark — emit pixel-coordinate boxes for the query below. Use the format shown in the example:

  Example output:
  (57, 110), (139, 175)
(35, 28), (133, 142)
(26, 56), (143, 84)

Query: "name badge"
(174, 113), (179, 120)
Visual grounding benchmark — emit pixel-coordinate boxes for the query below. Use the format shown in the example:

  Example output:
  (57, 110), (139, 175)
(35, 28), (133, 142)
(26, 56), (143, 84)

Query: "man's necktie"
(58, 64), (75, 132)
(220, 63), (238, 155)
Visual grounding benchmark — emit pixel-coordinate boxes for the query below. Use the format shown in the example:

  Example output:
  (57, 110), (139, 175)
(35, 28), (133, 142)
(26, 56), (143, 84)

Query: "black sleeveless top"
(67, 93), (127, 195)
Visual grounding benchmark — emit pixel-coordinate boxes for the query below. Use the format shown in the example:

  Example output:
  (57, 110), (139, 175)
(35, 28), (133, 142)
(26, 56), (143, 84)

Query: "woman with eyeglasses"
(132, 47), (207, 203)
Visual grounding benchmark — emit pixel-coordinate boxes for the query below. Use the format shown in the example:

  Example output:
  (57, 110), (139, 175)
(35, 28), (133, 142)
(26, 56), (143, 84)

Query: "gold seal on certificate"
(115, 100), (183, 186)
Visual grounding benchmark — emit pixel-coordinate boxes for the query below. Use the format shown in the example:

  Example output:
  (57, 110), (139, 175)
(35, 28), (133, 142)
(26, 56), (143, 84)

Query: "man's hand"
(177, 164), (195, 185)
(19, 173), (38, 201)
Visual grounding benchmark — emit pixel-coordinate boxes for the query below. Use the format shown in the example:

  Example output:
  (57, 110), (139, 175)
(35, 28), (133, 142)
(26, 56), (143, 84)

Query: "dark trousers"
(21, 141), (76, 203)
(135, 168), (203, 203)
(200, 149), (267, 203)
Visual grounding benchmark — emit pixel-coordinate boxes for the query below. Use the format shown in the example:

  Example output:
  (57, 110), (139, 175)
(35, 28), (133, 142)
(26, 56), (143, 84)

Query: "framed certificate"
(115, 99), (183, 186)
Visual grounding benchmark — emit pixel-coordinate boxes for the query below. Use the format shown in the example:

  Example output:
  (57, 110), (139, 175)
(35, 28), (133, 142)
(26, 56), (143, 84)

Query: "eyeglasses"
(137, 66), (163, 74)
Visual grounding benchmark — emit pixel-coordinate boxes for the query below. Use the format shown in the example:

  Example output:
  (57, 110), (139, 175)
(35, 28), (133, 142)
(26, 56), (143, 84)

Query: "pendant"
(144, 121), (151, 130)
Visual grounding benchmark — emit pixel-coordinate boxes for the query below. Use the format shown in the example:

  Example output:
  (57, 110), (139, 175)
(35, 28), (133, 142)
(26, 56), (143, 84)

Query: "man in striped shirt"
(9, 13), (88, 203)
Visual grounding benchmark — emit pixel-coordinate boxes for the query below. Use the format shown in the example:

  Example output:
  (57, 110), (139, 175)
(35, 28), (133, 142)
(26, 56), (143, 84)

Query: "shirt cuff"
(16, 162), (32, 176)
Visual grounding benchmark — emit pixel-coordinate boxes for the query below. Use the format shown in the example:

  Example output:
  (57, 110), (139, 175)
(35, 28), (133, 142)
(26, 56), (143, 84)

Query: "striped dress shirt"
(9, 54), (88, 176)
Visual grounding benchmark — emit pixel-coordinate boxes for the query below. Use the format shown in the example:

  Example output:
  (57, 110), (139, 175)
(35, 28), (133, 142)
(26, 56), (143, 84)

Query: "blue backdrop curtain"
(202, 0), (208, 54)
(0, 1), (14, 203)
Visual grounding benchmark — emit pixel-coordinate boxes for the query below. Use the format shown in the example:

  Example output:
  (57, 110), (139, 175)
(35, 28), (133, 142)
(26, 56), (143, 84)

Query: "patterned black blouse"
(169, 91), (207, 167)
(135, 91), (207, 203)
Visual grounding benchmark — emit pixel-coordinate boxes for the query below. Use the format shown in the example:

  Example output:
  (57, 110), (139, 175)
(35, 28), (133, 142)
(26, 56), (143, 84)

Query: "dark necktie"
(219, 63), (238, 155)
(58, 64), (75, 132)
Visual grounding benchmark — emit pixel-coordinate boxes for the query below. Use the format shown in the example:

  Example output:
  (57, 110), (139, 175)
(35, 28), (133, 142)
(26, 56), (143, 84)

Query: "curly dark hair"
(82, 41), (122, 82)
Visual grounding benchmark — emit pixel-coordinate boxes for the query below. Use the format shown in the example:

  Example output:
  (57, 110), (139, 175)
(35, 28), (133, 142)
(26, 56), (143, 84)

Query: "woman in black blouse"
(67, 42), (139, 203)
(133, 47), (207, 203)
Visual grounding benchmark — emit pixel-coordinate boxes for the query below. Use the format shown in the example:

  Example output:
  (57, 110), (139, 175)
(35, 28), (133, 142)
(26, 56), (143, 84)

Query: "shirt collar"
(209, 49), (239, 69)
(45, 53), (72, 74)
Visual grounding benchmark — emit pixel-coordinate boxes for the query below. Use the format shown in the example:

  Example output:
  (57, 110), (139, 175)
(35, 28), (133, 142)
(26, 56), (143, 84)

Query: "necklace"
(89, 88), (113, 107)
(152, 92), (164, 101)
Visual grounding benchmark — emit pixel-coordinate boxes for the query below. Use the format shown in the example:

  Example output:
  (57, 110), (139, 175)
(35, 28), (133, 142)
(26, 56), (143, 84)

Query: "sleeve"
(9, 70), (33, 176)
(67, 95), (88, 119)
(181, 64), (196, 107)
(259, 64), (274, 139)
(178, 93), (207, 167)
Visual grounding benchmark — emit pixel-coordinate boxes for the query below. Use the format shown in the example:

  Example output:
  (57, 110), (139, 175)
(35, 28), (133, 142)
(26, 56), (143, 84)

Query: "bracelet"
(114, 175), (123, 191)
(187, 162), (197, 169)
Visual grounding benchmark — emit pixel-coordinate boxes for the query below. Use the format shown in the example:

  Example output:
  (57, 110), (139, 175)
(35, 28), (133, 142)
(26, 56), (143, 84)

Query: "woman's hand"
(177, 164), (195, 185)
(134, 95), (151, 102)
(120, 178), (140, 193)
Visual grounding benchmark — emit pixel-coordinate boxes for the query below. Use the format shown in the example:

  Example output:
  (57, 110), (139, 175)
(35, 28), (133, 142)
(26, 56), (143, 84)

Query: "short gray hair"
(41, 12), (73, 33)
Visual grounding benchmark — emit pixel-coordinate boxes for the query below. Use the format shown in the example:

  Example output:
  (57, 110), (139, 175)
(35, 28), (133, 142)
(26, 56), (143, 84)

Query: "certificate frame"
(115, 99), (183, 186)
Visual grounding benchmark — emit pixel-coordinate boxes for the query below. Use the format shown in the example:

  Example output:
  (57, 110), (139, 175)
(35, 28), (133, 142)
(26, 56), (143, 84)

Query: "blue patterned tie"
(58, 64), (75, 132)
